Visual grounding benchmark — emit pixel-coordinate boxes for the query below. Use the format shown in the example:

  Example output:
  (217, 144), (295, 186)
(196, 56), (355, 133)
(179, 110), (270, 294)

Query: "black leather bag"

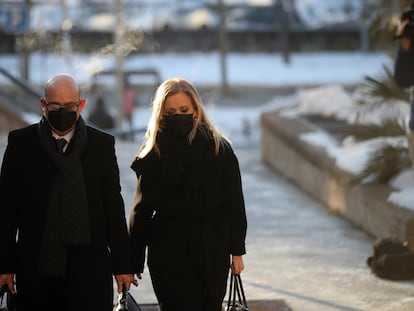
(113, 284), (143, 311)
(226, 274), (248, 311)
(0, 286), (17, 311)
(367, 238), (414, 280)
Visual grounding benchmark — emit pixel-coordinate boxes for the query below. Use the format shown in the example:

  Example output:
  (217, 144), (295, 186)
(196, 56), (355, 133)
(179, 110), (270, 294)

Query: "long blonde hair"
(138, 78), (229, 158)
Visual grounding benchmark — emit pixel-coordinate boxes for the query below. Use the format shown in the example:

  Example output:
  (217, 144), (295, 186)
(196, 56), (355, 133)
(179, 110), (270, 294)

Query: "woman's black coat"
(128, 131), (247, 292)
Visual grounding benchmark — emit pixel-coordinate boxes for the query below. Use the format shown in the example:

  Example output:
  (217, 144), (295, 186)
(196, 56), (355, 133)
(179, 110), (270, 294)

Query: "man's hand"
(0, 274), (15, 294)
(397, 19), (412, 50)
(114, 274), (137, 293)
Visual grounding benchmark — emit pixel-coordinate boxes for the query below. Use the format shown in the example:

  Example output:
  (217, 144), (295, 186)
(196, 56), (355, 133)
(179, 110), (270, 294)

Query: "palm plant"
(351, 144), (411, 184)
(348, 66), (410, 183)
(348, 0), (413, 184)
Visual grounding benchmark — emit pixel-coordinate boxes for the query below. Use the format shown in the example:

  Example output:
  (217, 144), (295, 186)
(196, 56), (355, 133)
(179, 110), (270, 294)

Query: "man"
(88, 97), (115, 130)
(0, 74), (136, 311)
(394, 6), (414, 168)
(123, 82), (137, 140)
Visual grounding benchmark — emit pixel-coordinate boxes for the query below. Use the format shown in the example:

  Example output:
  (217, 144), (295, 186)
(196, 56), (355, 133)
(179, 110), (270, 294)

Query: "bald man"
(0, 74), (136, 311)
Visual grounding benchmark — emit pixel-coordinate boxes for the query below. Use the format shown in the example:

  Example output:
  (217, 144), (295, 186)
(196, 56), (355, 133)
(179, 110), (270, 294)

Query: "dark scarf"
(156, 128), (214, 204)
(37, 116), (90, 277)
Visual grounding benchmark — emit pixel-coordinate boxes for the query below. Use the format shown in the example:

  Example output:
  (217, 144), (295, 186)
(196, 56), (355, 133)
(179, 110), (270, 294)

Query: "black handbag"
(113, 284), (143, 311)
(0, 286), (17, 311)
(226, 274), (248, 311)
(367, 238), (414, 280)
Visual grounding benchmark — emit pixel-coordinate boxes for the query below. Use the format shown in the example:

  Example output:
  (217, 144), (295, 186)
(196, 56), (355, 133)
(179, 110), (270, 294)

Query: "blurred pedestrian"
(88, 97), (114, 130)
(394, 2), (414, 169)
(123, 82), (137, 135)
(128, 78), (247, 311)
(0, 73), (136, 311)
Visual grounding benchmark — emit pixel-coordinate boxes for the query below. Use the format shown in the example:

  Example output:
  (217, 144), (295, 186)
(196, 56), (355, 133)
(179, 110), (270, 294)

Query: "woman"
(129, 78), (247, 311)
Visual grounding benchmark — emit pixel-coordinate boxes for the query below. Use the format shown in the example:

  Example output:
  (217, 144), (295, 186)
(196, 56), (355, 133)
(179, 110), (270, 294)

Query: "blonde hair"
(138, 78), (229, 158)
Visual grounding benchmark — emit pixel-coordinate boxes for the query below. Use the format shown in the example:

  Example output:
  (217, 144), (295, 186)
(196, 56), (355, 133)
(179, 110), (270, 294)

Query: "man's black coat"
(394, 46), (414, 130)
(0, 123), (131, 310)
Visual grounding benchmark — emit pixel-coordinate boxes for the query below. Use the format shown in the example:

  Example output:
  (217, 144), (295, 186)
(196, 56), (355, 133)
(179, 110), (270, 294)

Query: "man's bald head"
(45, 74), (80, 99)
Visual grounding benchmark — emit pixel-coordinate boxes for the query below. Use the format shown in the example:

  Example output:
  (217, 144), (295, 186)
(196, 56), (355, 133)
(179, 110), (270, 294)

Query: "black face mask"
(163, 114), (194, 137)
(48, 109), (77, 132)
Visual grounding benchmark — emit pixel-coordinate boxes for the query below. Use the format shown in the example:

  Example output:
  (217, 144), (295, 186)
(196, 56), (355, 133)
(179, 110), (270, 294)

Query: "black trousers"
(149, 263), (228, 311)
(16, 277), (84, 311)
(147, 219), (229, 311)
(15, 260), (113, 311)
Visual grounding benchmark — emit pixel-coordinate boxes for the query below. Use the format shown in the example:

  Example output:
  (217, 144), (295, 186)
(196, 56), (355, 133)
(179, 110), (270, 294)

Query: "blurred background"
(0, 0), (409, 136)
(0, 0), (368, 55)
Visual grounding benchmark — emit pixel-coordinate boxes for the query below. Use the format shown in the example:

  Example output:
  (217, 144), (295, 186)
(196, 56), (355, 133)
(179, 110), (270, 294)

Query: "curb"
(139, 300), (293, 311)
(260, 110), (414, 242)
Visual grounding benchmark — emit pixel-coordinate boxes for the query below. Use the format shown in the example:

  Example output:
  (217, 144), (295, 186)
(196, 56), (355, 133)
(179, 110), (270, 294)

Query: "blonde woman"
(129, 78), (247, 311)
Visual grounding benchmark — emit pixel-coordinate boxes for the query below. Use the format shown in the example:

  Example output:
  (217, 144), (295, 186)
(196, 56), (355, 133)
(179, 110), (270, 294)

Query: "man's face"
(40, 78), (85, 136)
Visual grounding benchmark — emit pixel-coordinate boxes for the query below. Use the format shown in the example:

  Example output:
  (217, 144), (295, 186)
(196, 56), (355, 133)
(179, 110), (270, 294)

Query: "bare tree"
(275, 0), (290, 64)
(218, 0), (228, 94)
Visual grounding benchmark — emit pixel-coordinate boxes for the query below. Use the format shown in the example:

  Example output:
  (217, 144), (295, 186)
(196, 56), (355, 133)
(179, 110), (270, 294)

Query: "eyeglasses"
(44, 100), (80, 111)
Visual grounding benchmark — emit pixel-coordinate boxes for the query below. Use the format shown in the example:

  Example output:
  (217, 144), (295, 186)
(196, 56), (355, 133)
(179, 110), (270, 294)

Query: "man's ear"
(40, 98), (47, 114)
(79, 98), (86, 111)
(40, 98), (47, 108)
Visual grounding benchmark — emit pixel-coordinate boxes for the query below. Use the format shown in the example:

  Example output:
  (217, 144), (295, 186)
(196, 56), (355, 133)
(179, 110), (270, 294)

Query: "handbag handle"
(226, 274), (248, 310)
(235, 274), (248, 307)
(226, 274), (234, 310)
(0, 285), (17, 311)
(113, 284), (128, 311)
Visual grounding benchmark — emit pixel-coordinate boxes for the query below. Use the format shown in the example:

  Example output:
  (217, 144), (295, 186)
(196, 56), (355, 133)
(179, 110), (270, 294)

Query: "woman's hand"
(231, 255), (245, 275)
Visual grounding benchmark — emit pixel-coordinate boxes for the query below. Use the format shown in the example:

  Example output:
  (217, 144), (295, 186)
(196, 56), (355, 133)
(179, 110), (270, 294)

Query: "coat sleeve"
(101, 135), (133, 274)
(0, 132), (19, 274)
(221, 145), (247, 256)
(128, 159), (154, 274)
(394, 46), (414, 88)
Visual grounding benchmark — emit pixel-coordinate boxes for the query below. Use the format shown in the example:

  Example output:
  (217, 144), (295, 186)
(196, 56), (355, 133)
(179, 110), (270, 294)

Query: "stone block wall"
(261, 110), (414, 242)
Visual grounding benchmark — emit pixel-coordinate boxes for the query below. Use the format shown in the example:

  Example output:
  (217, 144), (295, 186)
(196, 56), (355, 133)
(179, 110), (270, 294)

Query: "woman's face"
(163, 92), (195, 116)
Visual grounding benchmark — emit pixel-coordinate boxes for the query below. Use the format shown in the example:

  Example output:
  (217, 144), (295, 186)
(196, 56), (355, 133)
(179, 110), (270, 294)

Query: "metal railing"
(0, 66), (43, 118)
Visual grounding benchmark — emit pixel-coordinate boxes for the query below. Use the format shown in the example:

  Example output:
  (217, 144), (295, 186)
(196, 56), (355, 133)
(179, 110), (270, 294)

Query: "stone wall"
(261, 110), (414, 242)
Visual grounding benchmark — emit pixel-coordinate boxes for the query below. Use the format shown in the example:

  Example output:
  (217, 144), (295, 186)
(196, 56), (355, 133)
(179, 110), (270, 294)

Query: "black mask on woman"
(48, 109), (77, 132)
(163, 114), (194, 137)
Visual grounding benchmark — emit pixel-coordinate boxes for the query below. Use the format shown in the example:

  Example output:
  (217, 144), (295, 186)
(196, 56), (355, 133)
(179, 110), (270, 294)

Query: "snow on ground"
(279, 84), (414, 211)
(0, 51), (390, 87)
